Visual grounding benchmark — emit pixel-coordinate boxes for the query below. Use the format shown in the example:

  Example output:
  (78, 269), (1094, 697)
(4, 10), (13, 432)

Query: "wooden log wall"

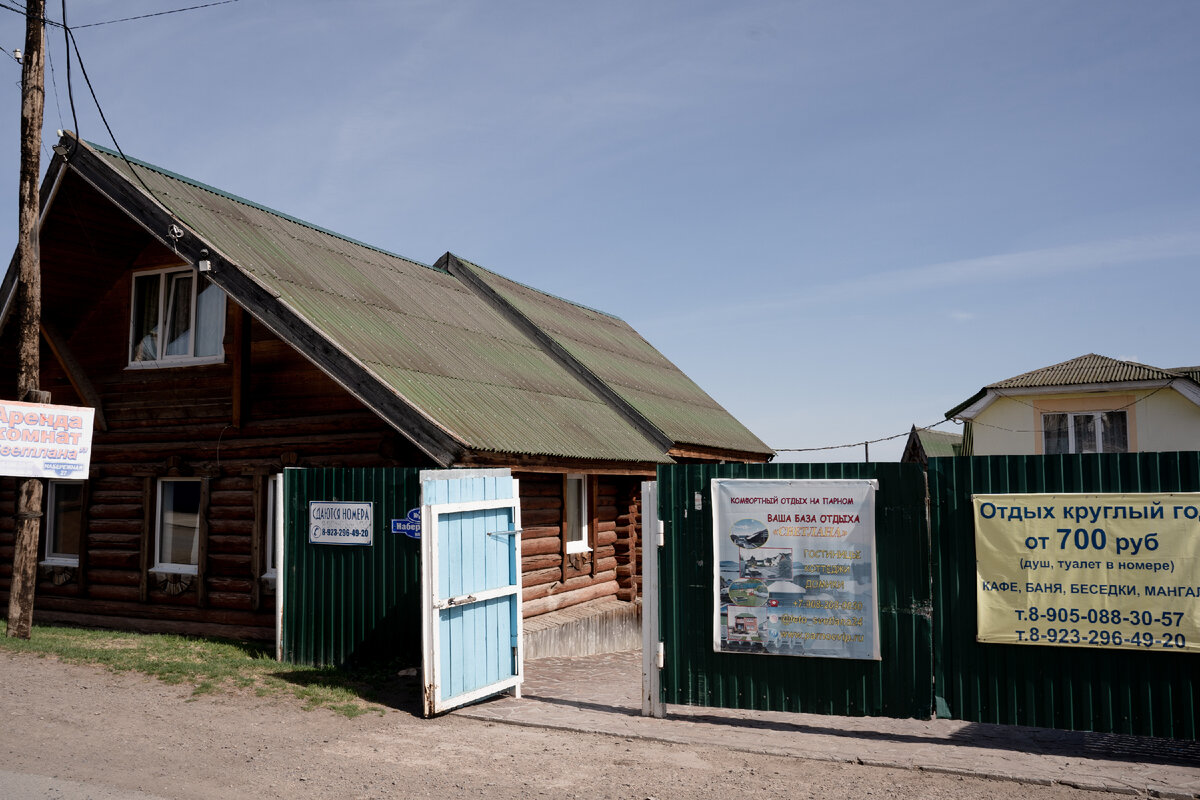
(515, 472), (642, 618)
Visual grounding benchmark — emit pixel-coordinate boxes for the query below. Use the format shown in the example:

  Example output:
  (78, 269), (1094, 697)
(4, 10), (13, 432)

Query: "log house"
(0, 132), (771, 644)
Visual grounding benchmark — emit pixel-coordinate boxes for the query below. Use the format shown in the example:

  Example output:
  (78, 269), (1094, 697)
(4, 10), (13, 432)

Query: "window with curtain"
(1043, 411), (1128, 454)
(129, 267), (225, 367)
(155, 478), (202, 574)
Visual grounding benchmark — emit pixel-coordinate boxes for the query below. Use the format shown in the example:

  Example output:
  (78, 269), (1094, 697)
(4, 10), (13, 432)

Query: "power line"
(771, 380), (1176, 453)
(74, 1), (240, 29)
(0, 1), (241, 29)
(772, 417), (957, 454)
(62, 24), (165, 205)
(44, 26), (63, 130)
(954, 385), (1172, 435)
(60, 0), (78, 160)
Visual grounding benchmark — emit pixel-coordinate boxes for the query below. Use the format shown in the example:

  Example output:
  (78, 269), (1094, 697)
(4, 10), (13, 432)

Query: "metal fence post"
(640, 480), (664, 718)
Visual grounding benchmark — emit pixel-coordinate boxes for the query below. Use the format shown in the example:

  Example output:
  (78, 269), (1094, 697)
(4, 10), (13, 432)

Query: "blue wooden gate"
(420, 469), (524, 716)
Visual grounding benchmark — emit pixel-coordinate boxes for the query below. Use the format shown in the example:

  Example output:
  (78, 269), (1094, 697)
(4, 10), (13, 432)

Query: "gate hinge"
(656, 641), (664, 669)
(656, 520), (664, 547)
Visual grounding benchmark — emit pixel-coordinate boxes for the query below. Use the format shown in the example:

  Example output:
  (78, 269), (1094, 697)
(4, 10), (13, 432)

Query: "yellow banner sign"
(974, 493), (1199, 653)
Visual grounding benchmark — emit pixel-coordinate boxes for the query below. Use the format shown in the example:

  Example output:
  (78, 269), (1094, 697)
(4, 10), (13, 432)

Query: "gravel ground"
(0, 652), (1121, 800)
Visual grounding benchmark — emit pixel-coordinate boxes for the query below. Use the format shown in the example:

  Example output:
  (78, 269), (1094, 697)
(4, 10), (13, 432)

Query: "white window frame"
(263, 474), (281, 581)
(1042, 410), (1128, 454)
(128, 265), (226, 369)
(42, 479), (84, 567)
(152, 477), (202, 576)
(564, 474), (590, 554)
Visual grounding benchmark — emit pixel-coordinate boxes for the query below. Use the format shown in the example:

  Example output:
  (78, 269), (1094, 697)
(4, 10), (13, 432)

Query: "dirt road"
(0, 653), (1115, 799)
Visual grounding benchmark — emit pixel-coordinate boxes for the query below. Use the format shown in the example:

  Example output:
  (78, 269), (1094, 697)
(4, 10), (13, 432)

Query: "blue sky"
(1, 1), (1197, 461)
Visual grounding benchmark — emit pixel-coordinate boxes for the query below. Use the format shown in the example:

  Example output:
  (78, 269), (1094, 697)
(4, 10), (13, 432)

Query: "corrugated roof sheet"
(915, 428), (962, 457)
(988, 354), (1182, 389)
(1171, 366), (1200, 384)
(456, 257), (773, 457)
(91, 145), (670, 463)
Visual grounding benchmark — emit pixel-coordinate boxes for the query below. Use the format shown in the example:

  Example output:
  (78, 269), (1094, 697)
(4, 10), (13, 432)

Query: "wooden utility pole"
(7, 0), (47, 639)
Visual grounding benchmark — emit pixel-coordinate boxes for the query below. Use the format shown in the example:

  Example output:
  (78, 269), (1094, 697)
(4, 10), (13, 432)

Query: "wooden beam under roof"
(40, 319), (107, 431)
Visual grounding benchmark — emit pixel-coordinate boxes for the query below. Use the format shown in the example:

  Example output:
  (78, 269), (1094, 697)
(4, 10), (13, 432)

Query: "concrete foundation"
(523, 597), (641, 660)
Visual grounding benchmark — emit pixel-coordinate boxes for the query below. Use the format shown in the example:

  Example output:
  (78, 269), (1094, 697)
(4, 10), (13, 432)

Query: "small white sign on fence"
(308, 501), (373, 546)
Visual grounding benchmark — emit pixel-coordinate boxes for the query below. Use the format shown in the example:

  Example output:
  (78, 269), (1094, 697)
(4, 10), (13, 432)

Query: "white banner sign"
(712, 478), (880, 660)
(0, 400), (95, 479)
(309, 501), (373, 546)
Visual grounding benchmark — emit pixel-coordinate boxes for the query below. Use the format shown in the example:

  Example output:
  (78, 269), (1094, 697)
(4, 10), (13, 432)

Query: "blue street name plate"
(391, 507), (422, 539)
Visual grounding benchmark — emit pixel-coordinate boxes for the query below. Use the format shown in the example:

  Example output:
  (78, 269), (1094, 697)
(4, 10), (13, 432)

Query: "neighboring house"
(945, 354), (1200, 456)
(900, 425), (963, 467)
(0, 132), (772, 642)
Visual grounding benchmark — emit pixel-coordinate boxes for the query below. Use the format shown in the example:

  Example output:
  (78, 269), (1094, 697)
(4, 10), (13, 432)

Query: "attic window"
(129, 266), (225, 368)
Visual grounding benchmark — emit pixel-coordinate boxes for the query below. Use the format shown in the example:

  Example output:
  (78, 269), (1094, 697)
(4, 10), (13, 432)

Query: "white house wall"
(1136, 388), (1200, 451)
(972, 389), (1200, 455)
(972, 396), (1038, 455)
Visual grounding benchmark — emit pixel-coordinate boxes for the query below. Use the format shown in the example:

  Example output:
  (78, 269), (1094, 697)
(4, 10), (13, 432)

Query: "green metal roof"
(915, 428), (962, 457)
(88, 144), (671, 464)
(455, 257), (773, 457)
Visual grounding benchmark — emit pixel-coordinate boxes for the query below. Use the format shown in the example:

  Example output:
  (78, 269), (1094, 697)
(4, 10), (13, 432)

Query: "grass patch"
(0, 620), (407, 718)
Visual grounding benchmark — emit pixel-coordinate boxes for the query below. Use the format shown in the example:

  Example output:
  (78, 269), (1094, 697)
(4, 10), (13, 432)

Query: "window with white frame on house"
(154, 478), (202, 574)
(1043, 410), (1129, 454)
(564, 474), (590, 554)
(263, 474), (281, 580)
(129, 266), (225, 367)
(43, 480), (84, 566)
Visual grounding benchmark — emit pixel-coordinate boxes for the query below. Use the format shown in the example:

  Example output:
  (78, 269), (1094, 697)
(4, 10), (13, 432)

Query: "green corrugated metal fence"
(282, 467), (423, 667)
(657, 462), (933, 718)
(929, 453), (1199, 739)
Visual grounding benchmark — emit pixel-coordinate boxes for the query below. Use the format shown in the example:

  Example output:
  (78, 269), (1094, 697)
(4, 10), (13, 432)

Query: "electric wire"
(772, 417), (957, 454)
(954, 384), (1172, 436)
(0, 1), (240, 29)
(60, 0), (78, 160)
(74, 1), (239, 29)
(62, 24), (167, 208)
(771, 382), (1177, 453)
(44, 27), (63, 131)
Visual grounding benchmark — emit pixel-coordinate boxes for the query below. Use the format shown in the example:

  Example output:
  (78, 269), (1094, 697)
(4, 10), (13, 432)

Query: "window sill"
(261, 572), (277, 592)
(565, 543), (592, 555)
(150, 565), (199, 577)
(126, 356), (225, 370)
(40, 557), (79, 568)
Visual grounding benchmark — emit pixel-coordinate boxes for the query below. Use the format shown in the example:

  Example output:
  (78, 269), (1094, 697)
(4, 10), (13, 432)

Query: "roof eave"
(946, 389), (989, 420)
